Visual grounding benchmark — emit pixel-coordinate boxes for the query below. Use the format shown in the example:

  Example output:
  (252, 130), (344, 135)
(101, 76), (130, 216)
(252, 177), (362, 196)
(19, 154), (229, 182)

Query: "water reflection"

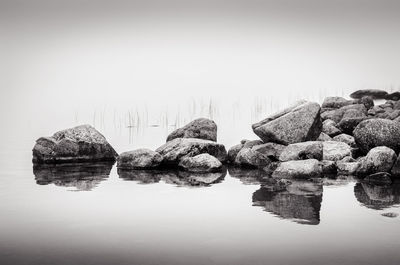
(253, 180), (323, 225)
(118, 168), (227, 187)
(33, 162), (113, 191)
(354, 181), (400, 210)
(228, 166), (270, 185)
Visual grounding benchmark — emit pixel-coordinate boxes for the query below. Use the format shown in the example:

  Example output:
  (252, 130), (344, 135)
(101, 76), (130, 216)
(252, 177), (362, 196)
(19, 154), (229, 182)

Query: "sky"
(1, 0), (400, 136)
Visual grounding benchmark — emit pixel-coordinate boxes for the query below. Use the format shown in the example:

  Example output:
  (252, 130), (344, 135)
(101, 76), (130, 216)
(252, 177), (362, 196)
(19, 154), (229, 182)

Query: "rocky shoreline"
(32, 89), (400, 186)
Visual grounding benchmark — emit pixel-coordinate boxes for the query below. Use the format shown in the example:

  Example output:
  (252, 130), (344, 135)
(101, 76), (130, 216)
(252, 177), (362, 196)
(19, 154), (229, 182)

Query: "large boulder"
(353, 118), (400, 153)
(32, 125), (118, 164)
(322, 141), (351, 161)
(178, 153), (223, 172)
(156, 138), (227, 165)
(357, 146), (397, 175)
(272, 159), (322, 179)
(117, 149), (163, 169)
(279, 141), (323, 162)
(350, 89), (388, 99)
(166, 118), (217, 142)
(252, 101), (322, 145)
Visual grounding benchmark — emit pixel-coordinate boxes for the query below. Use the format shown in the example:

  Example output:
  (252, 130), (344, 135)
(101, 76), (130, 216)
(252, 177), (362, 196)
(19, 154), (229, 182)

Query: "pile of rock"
(32, 88), (400, 185)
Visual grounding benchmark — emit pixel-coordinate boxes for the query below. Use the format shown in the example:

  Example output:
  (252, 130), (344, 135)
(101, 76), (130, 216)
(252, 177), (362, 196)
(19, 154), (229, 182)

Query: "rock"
(363, 172), (392, 185)
(393, 100), (400, 110)
(272, 159), (322, 179)
(385, 91), (400, 101)
(252, 142), (286, 161)
(117, 149), (163, 169)
(235, 148), (271, 168)
(252, 101), (322, 145)
(322, 119), (342, 137)
(381, 212), (399, 218)
(337, 108), (367, 134)
(321, 108), (345, 123)
(227, 144), (244, 163)
(357, 146), (397, 175)
(356, 96), (374, 110)
(317, 132), (332, 141)
(332, 133), (356, 147)
(156, 138), (227, 165)
(243, 140), (264, 148)
(320, 160), (337, 174)
(390, 155), (400, 176)
(166, 118), (217, 142)
(337, 161), (360, 175)
(353, 118), (400, 153)
(178, 153), (223, 172)
(388, 109), (400, 120)
(321, 97), (353, 109)
(279, 141), (323, 162)
(32, 125), (118, 164)
(350, 89), (388, 99)
(322, 141), (351, 161)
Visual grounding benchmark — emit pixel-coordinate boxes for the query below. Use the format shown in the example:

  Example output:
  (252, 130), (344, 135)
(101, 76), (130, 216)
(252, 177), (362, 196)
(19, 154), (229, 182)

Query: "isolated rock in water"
(235, 148), (271, 168)
(337, 108), (367, 134)
(178, 153), (222, 172)
(243, 139), (264, 148)
(321, 97), (353, 109)
(279, 141), (323, 162)
(272, 159), (322, 179)
(333, 133), (356, 147)
(32, 125), (118, 164)
(357, 146), (397, 175)
(227, 143), (244, 163)
(353, 118), (400, 153)
(252, 142), (286, 161)
(156, 138), (227, 165)
(317, 132), (332, 141)
(385, 91), (400, 101)
(363, 172), (392, 185)
(252, 101), (322, 145)
(117, 149), (163, 169)
(322, 141), (351, 161)
(350, 89), (388, 99)
(381, 212), (399, 218)
(166, 118), (217, 142)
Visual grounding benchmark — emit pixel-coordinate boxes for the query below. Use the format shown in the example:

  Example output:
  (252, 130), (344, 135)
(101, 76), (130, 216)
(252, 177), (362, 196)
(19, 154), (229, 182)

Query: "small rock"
(337, 161), (360, 175)
(337, 108), (367, 134)
(317, 132), (333, 141)
(235, 148), (271, 168)
(117, 149), (163, 169)
(227, 144), (244, 163)
(320, 160), (337, 174)
(279, 141), (323, 162)
(272, 159), (322, 179)
(357, 146), (397, 175)
(179, 153), (223, 172)
(322, 141), (352, 161)
(381, 212), (398, 218)
(252, 142), (286, 161)
(333, 133), (356, 147)
(322, 119), (342, 137)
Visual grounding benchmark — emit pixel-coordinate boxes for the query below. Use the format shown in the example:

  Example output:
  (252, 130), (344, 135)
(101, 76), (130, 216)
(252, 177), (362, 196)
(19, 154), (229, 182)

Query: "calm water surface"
(1, 108), (400, 265)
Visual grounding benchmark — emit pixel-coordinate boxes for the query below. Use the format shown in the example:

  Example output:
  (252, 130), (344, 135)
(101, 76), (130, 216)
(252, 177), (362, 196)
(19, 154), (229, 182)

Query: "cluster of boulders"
(32, 89), (400, 185)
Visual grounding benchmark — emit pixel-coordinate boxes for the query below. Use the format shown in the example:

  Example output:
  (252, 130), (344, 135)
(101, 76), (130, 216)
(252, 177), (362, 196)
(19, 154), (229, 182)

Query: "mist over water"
(1, 1), (400, 265)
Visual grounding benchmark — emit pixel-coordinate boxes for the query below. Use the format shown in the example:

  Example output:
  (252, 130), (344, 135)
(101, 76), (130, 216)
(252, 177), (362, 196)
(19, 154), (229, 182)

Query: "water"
(1, 103), (400, 265)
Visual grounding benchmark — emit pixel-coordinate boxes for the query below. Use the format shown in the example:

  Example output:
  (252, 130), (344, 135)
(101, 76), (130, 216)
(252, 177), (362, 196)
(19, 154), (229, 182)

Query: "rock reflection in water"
(354, 181), (400, 210)
(228, 166), (270, 185)
(253, 180), (323, 225)
(33, 162), (113, 191)
(118, 168), (226, 187)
